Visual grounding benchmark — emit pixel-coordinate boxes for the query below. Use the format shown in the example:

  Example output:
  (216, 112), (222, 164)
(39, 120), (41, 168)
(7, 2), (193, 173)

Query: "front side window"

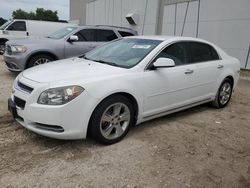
(75, 29), (95, 41)
(7, 21), (26, 31)
(155, 42), (188, 66)
(84, 38), (161, 68)
(96, 29), (118, 41)
(189, 42), (220, 63)
(48, 27), (77, 39)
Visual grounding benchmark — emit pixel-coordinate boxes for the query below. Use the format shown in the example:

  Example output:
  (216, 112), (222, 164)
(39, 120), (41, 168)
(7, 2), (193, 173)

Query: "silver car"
(3, 25), (137, 72)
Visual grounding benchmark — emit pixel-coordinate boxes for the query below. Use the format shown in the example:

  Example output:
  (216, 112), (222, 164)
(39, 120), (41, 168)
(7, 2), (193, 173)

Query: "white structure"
(70, 0), (250, 69)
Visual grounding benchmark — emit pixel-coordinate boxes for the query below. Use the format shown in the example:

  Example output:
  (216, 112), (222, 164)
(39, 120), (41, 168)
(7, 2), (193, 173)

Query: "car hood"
(6, 37), (57, 45)
(22, 57), (127, 83)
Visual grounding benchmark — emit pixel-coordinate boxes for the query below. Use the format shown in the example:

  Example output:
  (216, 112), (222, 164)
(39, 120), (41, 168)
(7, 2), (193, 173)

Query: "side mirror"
(152, 58), (175, 69)
(68, 35), (78, 42)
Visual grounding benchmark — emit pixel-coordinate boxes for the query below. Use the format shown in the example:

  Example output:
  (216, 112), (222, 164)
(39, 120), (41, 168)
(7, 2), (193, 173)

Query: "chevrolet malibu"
(8, 36), (241, 144)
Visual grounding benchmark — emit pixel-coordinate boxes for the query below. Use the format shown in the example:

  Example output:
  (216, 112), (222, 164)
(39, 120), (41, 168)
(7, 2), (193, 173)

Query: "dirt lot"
(0, 56), (250, 188)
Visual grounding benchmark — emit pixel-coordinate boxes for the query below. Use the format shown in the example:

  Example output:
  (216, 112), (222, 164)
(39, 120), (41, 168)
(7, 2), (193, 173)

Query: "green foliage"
(12, 8), (59, 22)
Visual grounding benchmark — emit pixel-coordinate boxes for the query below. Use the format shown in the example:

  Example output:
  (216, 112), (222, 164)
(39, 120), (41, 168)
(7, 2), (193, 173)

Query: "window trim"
(145, 40), (222, 71)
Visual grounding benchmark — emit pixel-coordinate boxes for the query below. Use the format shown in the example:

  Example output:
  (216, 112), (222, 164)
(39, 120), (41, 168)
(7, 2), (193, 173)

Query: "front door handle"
(88, 45), (95, 48)
(217, 64), (224, 69)
(185, 69), (194, 74)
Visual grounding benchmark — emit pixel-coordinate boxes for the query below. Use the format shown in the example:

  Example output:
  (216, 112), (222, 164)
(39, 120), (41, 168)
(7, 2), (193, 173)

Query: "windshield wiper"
(94, 60), (119, 67)
(80, 54), (91, 60)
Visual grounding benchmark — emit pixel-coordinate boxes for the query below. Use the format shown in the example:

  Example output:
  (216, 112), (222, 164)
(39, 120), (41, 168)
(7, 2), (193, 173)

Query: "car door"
(143, 42), (194, 118)
(5, 21), (28, 37)
(184, 42), (221, 103)
(64, 29), (96, 58)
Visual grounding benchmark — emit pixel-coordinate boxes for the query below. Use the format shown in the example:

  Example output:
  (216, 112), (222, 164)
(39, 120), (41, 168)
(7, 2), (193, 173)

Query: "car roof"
(75, 25), (137, 33)
(127, 35), (210, 43)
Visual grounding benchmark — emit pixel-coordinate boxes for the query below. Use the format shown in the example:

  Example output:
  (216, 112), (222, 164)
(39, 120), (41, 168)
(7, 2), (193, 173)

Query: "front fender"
(84, 73), (145, 123)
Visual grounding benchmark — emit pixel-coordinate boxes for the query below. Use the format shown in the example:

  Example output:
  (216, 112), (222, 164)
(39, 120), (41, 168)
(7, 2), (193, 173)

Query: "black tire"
(0, 42), (6, 55)
(89, 95), (135, 145)
(27, 54), (54, 68)
(212, 78), (233, 108)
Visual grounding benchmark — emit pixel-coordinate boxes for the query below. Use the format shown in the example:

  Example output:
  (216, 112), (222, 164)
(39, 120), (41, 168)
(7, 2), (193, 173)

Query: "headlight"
(38, 86), (84, 105)
(11, 45), (27, 53)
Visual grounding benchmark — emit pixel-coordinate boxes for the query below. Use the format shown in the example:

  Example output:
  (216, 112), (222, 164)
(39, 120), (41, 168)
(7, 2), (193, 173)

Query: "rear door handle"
(217, 64), (224, 69)
(185, 69), (194, 74)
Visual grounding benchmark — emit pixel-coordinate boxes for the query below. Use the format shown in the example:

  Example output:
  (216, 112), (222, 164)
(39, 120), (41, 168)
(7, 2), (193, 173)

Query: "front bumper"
(3, 52), (27, 71)
(8, 75), (97, 140)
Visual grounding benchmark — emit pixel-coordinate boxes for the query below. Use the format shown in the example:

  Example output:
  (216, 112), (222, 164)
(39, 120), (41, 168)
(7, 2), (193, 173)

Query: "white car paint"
(10, 36), (240, 140)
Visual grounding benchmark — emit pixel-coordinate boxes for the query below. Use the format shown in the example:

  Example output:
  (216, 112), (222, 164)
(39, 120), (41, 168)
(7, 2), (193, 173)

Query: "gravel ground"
(0, 55), (250, 188)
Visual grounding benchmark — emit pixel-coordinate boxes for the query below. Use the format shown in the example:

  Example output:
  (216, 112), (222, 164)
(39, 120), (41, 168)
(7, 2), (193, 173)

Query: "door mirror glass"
(153, 58), (175, 68)
(68, 35), (78, 42)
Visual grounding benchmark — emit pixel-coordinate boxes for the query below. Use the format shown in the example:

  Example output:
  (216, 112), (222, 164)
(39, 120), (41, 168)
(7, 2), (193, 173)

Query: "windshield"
(84, 38), (162, 68)
(47, 27), (77, 39)
(0, 20), (12, 30)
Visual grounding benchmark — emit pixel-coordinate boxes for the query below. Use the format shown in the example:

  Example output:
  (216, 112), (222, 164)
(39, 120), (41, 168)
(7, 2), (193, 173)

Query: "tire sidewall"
(89, 95), (135, 145)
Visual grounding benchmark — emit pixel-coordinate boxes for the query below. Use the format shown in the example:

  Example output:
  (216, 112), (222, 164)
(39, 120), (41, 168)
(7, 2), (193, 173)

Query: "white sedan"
(8, 36), (240, 144)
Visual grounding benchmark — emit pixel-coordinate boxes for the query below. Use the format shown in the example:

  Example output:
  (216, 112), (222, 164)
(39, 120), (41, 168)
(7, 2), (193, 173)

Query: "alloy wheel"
(34, 58), (51, 66)
(100, 102), (131, 140)
(219, 82), (232, 105)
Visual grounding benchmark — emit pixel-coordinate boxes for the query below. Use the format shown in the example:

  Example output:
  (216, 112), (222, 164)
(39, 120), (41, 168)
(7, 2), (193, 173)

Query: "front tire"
(27, 55), (54, 68)
(212, 78), (233, 108)
(89, 95), (135, 145)
(0, 42), (5, 55)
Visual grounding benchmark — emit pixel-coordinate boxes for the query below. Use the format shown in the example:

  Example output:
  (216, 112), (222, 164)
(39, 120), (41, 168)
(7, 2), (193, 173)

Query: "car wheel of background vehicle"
(27, 55), (54, 68)
(0, 42), (5, 55)
(212, 78), (233, 108)
(89, 95), (135, 145)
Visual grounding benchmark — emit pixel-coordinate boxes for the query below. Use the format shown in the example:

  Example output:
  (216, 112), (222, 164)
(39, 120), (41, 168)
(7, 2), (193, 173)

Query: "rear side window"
(96, 29), (118, 41)
(118, 31), (134, 37)
(7, 21), (26, 31)
(75, 29), (95, 41)
(189, 42), (220, 63)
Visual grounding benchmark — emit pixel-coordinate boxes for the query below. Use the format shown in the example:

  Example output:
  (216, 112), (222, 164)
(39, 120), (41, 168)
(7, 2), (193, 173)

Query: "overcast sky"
(0, 0), (69, 20)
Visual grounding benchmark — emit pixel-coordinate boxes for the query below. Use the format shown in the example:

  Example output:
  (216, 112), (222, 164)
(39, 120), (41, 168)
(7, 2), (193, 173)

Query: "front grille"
(17, 81), (33, 93)
(6, 45), (12, 55)
(14, 96), (26, 109)
(35, 123), (64, 133)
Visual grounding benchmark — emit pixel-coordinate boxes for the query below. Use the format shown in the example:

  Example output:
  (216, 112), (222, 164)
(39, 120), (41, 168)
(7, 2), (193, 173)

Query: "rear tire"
(27, 55), (54, 68)
(89, 95), (135, 145)
(212, 78), (233, 108)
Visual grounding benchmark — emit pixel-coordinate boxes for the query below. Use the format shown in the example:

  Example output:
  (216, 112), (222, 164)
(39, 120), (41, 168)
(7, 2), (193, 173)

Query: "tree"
(12, 8), (59, 22)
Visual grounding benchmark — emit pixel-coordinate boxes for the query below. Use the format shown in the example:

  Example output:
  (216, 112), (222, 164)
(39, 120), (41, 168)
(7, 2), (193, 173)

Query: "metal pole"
(121, 0), (123, 26)
(174, 3), (177, 35)
(245, 44), (250, 69)
(181, 1), (189, 36)
(142, 0), (149, 35)
(196, 0), (201, 37)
